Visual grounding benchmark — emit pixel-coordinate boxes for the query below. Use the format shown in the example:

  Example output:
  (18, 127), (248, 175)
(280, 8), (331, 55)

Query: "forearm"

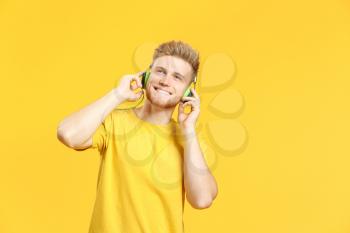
(182, 127), (218, 209)
(57, 88), (124, 147)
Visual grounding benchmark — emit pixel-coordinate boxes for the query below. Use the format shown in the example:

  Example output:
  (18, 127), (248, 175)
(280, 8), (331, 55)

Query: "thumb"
(132, 72), (143, 88)
(137, 89), (144, 96)
(135, 89), (144, 99)
(178, 102), (184, 113)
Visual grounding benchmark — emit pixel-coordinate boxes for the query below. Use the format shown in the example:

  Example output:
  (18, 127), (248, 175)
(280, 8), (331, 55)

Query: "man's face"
(145, 55), (193, 108)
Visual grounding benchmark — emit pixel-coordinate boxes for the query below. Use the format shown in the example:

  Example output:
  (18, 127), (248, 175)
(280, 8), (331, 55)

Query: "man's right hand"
(114, 71), (144, 102)
(57, 71), (145, 151)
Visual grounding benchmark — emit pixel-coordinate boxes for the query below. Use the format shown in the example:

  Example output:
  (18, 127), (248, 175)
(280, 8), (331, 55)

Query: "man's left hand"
(177, 88), (200, 133)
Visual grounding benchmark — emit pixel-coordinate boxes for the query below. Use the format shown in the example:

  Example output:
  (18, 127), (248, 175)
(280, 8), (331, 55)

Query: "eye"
(175, 75), (182, 80)
(157, 69), (165, 74)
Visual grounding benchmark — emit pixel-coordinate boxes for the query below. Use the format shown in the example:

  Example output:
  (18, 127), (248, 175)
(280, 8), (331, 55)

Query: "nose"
(159, 74), (171, 86)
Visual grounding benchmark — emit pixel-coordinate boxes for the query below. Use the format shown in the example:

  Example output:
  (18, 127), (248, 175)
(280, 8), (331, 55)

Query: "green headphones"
(116, 65), (197, 110)
(140, 64), (196, 99)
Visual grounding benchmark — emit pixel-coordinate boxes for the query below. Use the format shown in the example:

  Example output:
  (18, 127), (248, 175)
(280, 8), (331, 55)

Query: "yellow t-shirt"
(87, 108), (189, 233)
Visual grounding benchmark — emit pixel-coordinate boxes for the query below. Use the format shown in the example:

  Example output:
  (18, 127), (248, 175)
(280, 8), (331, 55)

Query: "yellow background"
(1, 0), (350, 232)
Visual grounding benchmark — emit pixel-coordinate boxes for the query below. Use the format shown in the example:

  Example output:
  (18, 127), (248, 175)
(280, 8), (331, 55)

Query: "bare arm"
(182, 128), (218, 209)
(178, 88), (218, 209)
(57, 72), (143, 150)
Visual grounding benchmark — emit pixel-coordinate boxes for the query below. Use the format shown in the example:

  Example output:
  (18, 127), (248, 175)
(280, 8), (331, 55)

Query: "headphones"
(116, 64), (197, 110)
(140, 64), (197, 100)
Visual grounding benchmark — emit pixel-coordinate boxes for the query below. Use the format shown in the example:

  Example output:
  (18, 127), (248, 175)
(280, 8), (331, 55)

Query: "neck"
(133, 99), (176, 125)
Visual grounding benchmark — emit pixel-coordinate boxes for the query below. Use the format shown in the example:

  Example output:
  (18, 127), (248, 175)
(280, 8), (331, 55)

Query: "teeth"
(155, 87), (170, 95)
(158, 90), (170, 95)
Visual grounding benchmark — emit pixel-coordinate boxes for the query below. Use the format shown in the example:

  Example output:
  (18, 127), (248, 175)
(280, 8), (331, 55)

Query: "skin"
(57, 55), (218, 209)
(133, 55), (198, 128)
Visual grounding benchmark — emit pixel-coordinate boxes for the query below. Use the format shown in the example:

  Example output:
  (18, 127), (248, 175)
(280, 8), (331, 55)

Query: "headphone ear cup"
(183, 87), (192, 98)
(141, 72), (146, 88)
(141, 70), (151, 89)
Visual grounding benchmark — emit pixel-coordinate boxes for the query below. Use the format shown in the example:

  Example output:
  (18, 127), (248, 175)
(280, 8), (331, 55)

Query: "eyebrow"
(155, 66), (185, 78)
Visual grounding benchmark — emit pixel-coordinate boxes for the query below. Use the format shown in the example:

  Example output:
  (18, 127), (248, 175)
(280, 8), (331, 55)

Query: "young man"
(57, 40), (218, 233)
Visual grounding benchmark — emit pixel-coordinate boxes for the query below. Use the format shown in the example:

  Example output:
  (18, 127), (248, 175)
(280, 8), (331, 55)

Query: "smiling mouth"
(153, 86), (172, 95)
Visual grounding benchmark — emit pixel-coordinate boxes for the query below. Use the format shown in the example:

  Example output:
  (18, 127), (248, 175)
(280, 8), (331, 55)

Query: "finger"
(136, 90), (143, 97)
(137, 75), (142, 88)
(182, 104), (194, 114)
(130, 81), (138, 90)
(130, 77), (140, 89)
(183, 100), (200, 110)
(191, 88), (200, 99)
(182, 96), (200, 105)
(136, 71), (144, 77)
(181, 96), (196, 101)
(132, 74), (143, 88)
(178, 102), (184, 112)
(183, 101), (194, 108)
(179, 101), (189, 111)
(133, 90), (143, 100)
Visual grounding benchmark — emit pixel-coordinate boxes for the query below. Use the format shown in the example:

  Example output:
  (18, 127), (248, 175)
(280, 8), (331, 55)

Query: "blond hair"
(152, 40), (200, 81)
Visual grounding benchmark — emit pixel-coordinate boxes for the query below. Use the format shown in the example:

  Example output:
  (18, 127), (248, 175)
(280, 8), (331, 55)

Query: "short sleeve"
(91, 110), (115, 154)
